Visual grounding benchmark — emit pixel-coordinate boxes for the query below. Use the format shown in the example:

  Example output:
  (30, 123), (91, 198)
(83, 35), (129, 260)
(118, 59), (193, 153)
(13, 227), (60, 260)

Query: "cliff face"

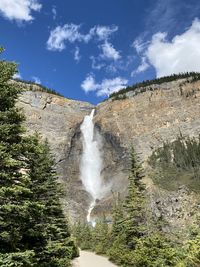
(95, 79), (200, 159)
(94, 79), (200, 227)
(17, 85), (94, 218)
(17, 78), (200, 232)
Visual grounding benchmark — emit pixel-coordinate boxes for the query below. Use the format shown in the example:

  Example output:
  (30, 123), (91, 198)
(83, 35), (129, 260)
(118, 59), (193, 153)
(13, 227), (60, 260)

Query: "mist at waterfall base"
(80, 109), (109, 225)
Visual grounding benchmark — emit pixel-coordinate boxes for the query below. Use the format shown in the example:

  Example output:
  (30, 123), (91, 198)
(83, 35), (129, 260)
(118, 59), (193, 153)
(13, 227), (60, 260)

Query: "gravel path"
(72, 250), (118, 267)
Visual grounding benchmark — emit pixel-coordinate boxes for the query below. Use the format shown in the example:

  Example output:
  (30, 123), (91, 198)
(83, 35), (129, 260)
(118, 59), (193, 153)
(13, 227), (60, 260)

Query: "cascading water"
(80, 109), (105, 224)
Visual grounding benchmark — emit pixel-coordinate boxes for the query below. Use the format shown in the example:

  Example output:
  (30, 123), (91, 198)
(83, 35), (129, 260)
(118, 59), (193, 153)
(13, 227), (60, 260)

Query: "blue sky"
(0, 0), (200, 104)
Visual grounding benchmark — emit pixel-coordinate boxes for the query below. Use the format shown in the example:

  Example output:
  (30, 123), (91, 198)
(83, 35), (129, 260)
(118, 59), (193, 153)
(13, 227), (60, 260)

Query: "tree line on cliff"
(110, 71), (200, 100)
(73, 146), (200, 267)
(12, 77), (64, 97)
(0, 48), (78, 266)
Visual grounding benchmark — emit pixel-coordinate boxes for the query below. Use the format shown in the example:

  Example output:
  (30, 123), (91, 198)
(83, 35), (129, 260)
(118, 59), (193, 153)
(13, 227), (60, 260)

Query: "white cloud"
(13, 72), (22, 79)
(133, 38), (149, 54)
(81, 74), (128, 96)
(94, 25), (118, 41)
(106, 64), (118, 74)
(97, 77), (128, 96)
(32, 76), (41, 84)
(47, 23), (95, 51)
(47, 24), (83, 51)
(135, 18), (200, 77)
(0, 0), (42, 22)
(90, 56), (105, 70)
(52, 5), (56, 20)
(74, 46), (81, 62)
(131, 57), (149, 76)
(100, 42), (121, 61)
(47, 24), (118, 52)
(81, 75), (97, 93)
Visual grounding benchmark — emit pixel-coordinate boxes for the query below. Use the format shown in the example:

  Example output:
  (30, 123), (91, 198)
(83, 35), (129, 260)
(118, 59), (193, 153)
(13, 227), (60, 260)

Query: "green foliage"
(93, 147), (196, 267)
(0, 49), (31, 253)
(149, 135), (200, 191)
(92, 216), (110, 254)
(22, 135), (78, 266)
(72, 221), (94, 250)
(110, 193), (124, 238)
(183, 234), (200, 266)
(176, 215), (200, 267)
(72, 217), (110, 255)
(109, 72), (200, 100)
(118, 148), (146, 248)
(0, 251), (35, 267)
(0, 49), (77, 266)
(130, 234), (179, 267)
(108, 233), (179, 267)
(107, 148), (149, 265)
(107, 235), (131, 266)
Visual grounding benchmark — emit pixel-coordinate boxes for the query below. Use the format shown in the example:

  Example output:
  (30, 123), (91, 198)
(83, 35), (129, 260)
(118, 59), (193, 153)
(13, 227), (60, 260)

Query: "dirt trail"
(72, 250), (118, 267)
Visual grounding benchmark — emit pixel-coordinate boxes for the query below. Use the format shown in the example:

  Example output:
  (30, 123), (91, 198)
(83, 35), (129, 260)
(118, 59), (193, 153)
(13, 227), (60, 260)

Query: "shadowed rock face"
(17, 78), (200, 230)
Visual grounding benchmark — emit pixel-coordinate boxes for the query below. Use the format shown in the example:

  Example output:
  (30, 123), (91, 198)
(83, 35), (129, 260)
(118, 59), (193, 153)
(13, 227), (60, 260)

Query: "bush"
(0, 251), (35, 267)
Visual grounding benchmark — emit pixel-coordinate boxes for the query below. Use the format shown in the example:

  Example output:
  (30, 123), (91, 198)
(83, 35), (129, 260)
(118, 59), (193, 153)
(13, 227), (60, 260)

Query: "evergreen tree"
(108, 148), (179, 267)
(0, 48), (34, 263)
(177, 214), (200, 267)
(110, 193), (124, 239)
(23, 136), (78, 266)
(0, 49), (77, 266)
(108, 148), (147, 265)
(130, 233), (178, 267)
(73, 221), (93, 250)
(92, 215), (109, 254)
(123, 147), (146, 248)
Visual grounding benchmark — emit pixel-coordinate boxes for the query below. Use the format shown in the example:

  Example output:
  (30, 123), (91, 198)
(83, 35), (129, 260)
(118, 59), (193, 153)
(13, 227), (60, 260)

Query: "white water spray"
(86, 200), (96, 224)
(80, 109), (106, 224)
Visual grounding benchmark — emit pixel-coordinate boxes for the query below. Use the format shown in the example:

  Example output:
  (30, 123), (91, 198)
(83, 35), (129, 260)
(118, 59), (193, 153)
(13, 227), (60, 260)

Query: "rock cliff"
(16, 82), (94, 218)
(16, 78), (200, 233)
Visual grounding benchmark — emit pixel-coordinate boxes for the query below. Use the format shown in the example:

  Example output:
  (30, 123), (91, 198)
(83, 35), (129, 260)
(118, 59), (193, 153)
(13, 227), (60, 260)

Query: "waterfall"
(86, 200), (96, 225)
(80, 109), (105, 224)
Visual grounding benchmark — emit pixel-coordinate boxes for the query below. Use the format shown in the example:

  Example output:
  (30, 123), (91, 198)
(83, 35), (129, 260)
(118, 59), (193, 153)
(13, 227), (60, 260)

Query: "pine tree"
(73, 221), (94, 250)
(178, 214), (200, 267)
(0, 49), (77, 266)
(0, 48), (35, 264)
(23, 135), (78, 266)
(108, 148), (181, 267)
(92, 215), (109, 254)
(111, 193), (124, 239)
(107, 148), (147, 265)
(123, 147), (146, 248)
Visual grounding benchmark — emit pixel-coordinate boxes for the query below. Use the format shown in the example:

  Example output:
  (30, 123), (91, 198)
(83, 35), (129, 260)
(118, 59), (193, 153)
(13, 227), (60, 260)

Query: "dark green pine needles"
(0, 48), (78, 266)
